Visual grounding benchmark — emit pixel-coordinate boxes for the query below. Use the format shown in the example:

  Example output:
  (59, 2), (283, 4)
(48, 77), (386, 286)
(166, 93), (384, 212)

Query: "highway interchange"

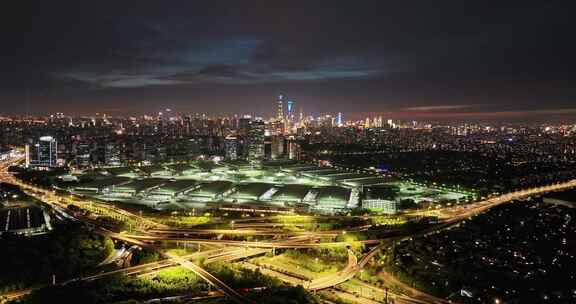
(1, 156), (576, 304)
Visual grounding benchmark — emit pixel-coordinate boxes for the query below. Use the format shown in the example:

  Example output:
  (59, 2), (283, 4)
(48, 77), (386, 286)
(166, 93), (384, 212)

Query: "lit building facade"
(105, 142), (122, 166)
(362, 199), (399, 214)
(75, 142), (92, 168)
(26, 136), (58, 168)
(247, 119), (265, 163)
(277, 95), (284, 121)
(224, 135), (239, 160)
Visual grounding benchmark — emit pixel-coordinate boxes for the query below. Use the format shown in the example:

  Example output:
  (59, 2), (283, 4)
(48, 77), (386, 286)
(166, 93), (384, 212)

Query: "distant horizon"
(2, 107), (576, 124)
(1, 93), (575, 122)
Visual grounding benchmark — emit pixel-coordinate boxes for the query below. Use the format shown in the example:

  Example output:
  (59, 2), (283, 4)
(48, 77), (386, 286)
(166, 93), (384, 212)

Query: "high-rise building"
(287, 100), (295, 119)
(337, 112), (343, 126)
(224, 135), (239, 160)
(238, 115), (252, 137)
(277, 95), (284, 121)
(286, 136), (301, 160)
(105, 142), (121, 166)
(271, 136), (284, 159)
(75, 142), (92, 168)
(247, 119), (265, 163)
(183, 115), (192, 135)
(264, 136), (272, 160)
(276, 95), (285, 135)
(285, 100), (295, 134)
(26, 136), (58, 168)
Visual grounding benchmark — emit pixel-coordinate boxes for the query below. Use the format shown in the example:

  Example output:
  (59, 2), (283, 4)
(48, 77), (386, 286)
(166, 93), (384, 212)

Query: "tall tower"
(287, 100), (295, 119)
(247, 119), (265, 163)
(277, 95), (284, 121)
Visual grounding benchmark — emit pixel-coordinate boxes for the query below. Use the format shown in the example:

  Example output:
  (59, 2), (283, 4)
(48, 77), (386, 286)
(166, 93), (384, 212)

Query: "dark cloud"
(166, 65), (256, 84)
(0, 0), (574, 119)
(197, 65), (245, 78)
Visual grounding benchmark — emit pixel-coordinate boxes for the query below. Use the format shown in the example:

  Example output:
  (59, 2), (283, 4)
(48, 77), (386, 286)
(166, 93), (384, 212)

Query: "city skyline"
(1, 1), (575, 120)
(1, 2), (575, 304)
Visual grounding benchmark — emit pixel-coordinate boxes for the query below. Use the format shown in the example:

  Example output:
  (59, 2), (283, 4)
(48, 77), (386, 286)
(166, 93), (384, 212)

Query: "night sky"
(1, 1), (575, 120)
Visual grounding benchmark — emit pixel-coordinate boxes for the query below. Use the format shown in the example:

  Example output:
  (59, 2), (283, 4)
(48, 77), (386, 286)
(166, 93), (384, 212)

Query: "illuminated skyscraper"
(183, 115), (192, 135)
(238, 115), (252, 136)
(105, 142), (121, 166)
(26, 136), (58, 168)
(287, 100), (295, 119)
(247, 119), (265, 163)
(75, 141), (91, 168)
(286, 136), (301, 160)
(264, 136), (272, 160)
(264, 135), (284, 160)
(224, 135), (239, 160)
(277, 95), (284, 121)
(337, 112), (343, 126)
(271, 136), (284, 159)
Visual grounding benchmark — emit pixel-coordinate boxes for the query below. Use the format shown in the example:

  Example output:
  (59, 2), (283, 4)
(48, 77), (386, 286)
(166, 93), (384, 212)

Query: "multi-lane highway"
(163, 251), (249, 304)
(0, 243), (268, 303)
(0, 289), (32, 303)
(123, 234), (380, 248)
(308, 249), (358, 290)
